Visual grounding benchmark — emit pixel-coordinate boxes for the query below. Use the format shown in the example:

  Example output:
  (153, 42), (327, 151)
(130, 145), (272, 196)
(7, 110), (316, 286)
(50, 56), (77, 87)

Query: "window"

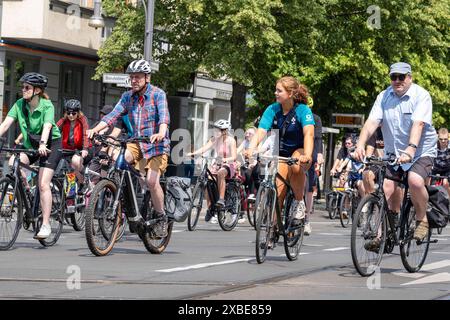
(60, 64), (84, 119)
(187, 102), (206, 151)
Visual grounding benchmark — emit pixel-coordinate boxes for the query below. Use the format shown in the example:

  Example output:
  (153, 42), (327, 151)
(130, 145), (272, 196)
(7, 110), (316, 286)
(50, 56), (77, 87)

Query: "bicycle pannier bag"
(426, 185), (450, 228)
(166, 177), (192, 222)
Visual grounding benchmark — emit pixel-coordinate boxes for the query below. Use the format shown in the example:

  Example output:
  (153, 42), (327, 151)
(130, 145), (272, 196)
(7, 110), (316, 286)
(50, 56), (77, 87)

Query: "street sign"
(331, 113), (365, 128)
(149, 60), (159, 72)
(102, 73), (130, 86)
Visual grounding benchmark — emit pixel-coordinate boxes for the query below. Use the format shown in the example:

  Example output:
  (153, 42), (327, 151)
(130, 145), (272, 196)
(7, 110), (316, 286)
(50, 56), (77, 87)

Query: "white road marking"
(318, 233), (346, 236)
(155, 258), (253, 273)
(323, 247), (349, 252)
(432, 252), (450, 255)
(421, 260), (450, 271)
(392, 272), (424, 279)
(401, 273), (450, 286)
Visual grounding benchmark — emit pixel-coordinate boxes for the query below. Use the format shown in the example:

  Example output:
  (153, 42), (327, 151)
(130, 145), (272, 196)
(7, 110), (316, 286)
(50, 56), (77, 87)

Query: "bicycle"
(339, 178), (361, 228)
(428, 173), (450, 235)
(351, 154), (437, 276)
(325, 174), (345, 220)
(187, 156), (241, 232)
(0, 143), (65, 250)
(84, 134), (173, 256)
(238, 160), (257, 229)
(255, 155), (305, 264)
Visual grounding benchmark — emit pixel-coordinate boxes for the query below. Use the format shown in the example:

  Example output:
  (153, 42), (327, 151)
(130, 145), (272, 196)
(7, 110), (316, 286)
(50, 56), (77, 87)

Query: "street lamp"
(88, 0), (105, 29)
(142, 0), (154, 63)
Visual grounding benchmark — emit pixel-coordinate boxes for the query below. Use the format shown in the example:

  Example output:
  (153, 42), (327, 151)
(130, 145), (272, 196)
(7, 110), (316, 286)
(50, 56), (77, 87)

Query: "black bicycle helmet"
(65, 99), (81, 112)
(19, 72), (48, 89)
(126, 59), (151, 74)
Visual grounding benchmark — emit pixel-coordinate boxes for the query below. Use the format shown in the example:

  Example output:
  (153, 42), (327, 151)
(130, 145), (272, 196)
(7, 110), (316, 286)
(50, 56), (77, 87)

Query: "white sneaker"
(210, 216), (218, 224)
(34, 224), (51, 239)
(304, 222), (312, 236)
(238, 217), (247, 224)
(291, 200), (306, 220)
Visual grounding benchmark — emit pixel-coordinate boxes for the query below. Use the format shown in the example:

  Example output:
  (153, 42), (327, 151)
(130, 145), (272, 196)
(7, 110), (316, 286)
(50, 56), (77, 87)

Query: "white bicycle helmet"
(126, 59), (152, 74)
(213, 119), (231, 130)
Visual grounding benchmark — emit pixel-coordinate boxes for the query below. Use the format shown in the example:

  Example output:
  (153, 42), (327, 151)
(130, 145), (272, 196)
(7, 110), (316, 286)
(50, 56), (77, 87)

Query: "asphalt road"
(0, 204), (449, 300)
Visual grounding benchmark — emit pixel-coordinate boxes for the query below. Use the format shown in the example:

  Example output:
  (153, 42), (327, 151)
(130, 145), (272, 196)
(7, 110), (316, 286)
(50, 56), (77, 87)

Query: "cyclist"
(187, 119), (237, 223)
(362, 127), (384, 194)
(88, 59), (171, 237)
(0, 72), (63, 239)
(237, 127), (260, 198)
(245, 76), (315, 227)
(354, 62), (437, 248)
(431, 127), (450, 196)
(304, 96), (324, 235)
(56, 99), (92, 192)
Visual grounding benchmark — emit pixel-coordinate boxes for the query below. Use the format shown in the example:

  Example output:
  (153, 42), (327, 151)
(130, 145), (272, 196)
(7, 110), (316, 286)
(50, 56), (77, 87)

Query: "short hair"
(438, 128), (448, 136)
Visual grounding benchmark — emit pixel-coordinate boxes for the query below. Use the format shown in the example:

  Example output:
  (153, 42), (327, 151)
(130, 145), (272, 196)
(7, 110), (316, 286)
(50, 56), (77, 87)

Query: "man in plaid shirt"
(88, 59), (170, 237)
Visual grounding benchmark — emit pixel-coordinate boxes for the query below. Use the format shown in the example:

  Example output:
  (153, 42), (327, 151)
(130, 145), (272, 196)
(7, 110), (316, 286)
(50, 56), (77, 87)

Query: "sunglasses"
(66, 111), (78, 116)
(390, 74), (407, 81)
(439, 139), (448, 142)
(22, 85), (33, 91)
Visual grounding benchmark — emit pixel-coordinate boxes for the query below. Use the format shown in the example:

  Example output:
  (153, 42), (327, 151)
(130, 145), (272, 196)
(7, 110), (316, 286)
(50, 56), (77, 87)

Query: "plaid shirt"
(102, 84), (170, 159)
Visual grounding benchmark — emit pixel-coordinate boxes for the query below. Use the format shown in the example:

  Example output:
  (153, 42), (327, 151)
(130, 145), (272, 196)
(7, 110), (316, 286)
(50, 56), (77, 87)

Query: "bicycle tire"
(339, 192), (352, 228)
(282, 192), (304, 261)
(328, 192), (339, 220)
(141, 214), (174, 254)
(218, 182), (240, 231)
(255, 187), (275, 264)
(187, 183), (204, 231)
(400, 200), (431, 273)
(0, 177), (23, 250)
(247, 198), (256, 229)
(37, 179), (65, 247)
(84, 179), (121, 256)
(70, 197), (85, 232)
(351, 194), (387, 277)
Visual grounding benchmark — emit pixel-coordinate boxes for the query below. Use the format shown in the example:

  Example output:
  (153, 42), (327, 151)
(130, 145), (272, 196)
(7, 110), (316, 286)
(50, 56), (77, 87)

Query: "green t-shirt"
(7, 98), (61, 149)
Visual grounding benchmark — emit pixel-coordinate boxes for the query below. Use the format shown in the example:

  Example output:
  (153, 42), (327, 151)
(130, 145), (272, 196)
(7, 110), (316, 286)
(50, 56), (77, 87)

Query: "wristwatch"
(39, 140), (46, 146)
(408, 143), (418, 149)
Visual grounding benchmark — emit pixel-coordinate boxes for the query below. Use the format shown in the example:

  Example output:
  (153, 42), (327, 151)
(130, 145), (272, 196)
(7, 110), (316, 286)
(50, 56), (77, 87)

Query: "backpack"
(426, 185), (450, 228)
(165, 177), (192, 222)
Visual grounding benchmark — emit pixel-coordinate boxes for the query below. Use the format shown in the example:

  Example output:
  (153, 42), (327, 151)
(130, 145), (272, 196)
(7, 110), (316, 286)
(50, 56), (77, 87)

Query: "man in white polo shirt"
(354, 62), (437, 249)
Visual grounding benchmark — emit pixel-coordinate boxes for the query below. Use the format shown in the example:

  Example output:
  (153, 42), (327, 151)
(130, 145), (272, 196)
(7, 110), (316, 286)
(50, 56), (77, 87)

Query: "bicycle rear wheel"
(247, 198), (256, 229)
(37, 179), (65, 247)
(351, 194), (387, 277)
(84, 179), (121, 256)
(339, 192), (352, 228)
(187, 183), (204, 231)
(71, 195), (86, 232)
(282, 192), (304, 261)
(400, 200), (431, 273)
(327, 192), (338, 219)
(255, 187), (275, 264)
(218, 182), (240, 231)
(0, 177), (23, 250)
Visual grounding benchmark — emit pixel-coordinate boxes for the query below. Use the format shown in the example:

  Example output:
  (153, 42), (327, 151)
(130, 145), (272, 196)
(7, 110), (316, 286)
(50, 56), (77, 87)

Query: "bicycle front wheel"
(187, 183), (204, 231)
(351, 194), (387, 277)
(327, 192), (338, 219)
(0, 177), (23, 250)
(339, 192), (352, 228)
(255, 187), (275, 264)
(218, 183), (240, 231)
(84, 179), (121, 256)
(37, 179), (65, 247)
(247, 198), (256, 229)
(400, 200), (431, 273)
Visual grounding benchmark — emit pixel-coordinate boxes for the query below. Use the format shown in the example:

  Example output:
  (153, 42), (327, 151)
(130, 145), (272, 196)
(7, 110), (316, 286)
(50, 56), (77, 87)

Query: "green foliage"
(95, 0), (449, 128)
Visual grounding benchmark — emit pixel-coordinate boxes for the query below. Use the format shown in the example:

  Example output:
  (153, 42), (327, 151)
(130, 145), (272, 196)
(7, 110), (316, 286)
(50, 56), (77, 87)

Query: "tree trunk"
(230, 81), (247, 131)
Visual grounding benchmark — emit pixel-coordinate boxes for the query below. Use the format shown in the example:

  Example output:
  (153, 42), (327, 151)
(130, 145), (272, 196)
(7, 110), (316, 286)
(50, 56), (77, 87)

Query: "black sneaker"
(205, 209), (212, 222)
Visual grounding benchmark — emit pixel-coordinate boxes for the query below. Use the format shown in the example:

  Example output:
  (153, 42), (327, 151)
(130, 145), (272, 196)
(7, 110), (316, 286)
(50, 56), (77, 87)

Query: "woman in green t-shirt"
(0, 72), (63, 240)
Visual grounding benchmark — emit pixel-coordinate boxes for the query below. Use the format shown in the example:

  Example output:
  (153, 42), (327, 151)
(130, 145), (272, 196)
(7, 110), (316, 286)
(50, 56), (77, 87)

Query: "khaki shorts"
(126, 143), (169, 175)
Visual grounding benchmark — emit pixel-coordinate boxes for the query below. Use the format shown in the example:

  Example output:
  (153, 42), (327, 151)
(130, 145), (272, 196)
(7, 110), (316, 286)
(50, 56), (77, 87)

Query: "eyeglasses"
(390, 74), (407, 82)
(439, 139), (448, 142)
(66, 111), (78, 116)
(345, 142), (353, 145)
(22, 85), (33, 91)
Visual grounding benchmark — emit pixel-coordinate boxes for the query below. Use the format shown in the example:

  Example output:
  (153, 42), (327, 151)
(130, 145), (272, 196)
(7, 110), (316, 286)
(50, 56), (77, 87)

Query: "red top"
(57, 115), (91, 150)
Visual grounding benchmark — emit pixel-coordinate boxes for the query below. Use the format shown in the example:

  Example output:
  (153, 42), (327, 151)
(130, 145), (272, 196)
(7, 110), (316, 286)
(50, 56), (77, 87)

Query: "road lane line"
(323, 247), (349, 252)
(401, 273), (450, 286)
(420, 259), (450, 271)
(318, 233), (345, 236)
(155, 258), (253, 273)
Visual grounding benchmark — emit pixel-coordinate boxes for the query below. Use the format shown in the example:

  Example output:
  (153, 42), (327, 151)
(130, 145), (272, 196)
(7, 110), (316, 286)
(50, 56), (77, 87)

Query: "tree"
(95, 0), (449, 129)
